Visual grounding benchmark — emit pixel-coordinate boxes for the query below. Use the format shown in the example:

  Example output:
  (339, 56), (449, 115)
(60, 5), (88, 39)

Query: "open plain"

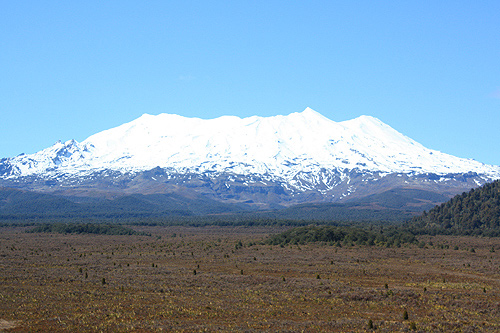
(1, 226), (500, 332)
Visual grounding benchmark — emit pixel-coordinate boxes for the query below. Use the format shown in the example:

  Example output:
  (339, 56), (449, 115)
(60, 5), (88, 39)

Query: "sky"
(1, 1), (499, 166)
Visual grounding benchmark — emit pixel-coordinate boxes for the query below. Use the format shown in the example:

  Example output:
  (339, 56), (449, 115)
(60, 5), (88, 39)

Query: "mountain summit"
(1, 108), (499, 206)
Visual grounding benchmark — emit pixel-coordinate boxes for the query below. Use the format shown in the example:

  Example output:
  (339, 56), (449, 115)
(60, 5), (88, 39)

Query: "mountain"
(411, 180), (500, 235)
(1, 108), (499, 208)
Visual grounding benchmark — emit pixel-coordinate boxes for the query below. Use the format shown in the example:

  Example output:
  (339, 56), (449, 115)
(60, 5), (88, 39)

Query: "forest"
(26, 223), (146, 236)
(266, 225), (416, 247)
(411, 180), (500, 236)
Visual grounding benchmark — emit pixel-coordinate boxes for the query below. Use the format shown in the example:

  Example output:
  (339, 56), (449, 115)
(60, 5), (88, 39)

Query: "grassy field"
(1, 226), (500, 332)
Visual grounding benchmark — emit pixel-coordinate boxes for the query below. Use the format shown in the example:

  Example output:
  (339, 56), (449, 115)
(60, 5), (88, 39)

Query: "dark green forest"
(26, 223), (145, 235)
(266, 225), (416, 248)
(411, 180), (500, 236)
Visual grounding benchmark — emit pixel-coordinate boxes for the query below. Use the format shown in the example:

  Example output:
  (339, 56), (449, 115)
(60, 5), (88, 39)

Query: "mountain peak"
(296, 107), (324, 118)
(302, 107), (318, 114)
(287, 107), (332, 125)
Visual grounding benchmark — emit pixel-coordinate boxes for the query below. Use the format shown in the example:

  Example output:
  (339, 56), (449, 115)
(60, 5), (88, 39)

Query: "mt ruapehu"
(1, 108), (498, 208)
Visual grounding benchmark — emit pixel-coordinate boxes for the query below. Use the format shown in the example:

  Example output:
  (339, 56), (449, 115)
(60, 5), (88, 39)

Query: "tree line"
(266, 225), (416, 247)
(26, 223), (147, 235)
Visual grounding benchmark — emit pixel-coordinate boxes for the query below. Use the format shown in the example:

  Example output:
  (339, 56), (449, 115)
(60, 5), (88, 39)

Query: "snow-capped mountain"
(1, 108), (499, 206)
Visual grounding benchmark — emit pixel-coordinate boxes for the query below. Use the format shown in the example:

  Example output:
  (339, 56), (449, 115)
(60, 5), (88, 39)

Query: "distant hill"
(411, 180), (500, 235)
(257, 188), (449, 222)
(0, 187), (247, 221)
(1, 186), (451, 224)
(344, 188), (449, 211)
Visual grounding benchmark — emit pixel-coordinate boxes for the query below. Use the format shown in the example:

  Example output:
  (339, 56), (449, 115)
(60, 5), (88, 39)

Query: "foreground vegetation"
(1, 225), (500, 332)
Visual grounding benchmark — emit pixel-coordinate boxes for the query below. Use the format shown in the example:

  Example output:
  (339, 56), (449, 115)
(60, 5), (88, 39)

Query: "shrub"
(403, 310), (409, 320)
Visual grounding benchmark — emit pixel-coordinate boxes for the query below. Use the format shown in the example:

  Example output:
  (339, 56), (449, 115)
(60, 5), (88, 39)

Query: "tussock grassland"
(1, 226), (500, 332)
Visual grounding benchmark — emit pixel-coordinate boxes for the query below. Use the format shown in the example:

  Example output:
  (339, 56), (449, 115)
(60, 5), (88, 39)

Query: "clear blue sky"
(1, 1), (499, 166)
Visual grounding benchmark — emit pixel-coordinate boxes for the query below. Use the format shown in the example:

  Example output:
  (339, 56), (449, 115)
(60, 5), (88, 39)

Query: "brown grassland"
(1, 225), (500, 332)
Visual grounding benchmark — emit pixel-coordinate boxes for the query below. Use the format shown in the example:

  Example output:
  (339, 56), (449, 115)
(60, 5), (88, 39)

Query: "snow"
(2, 108), (500, 185)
